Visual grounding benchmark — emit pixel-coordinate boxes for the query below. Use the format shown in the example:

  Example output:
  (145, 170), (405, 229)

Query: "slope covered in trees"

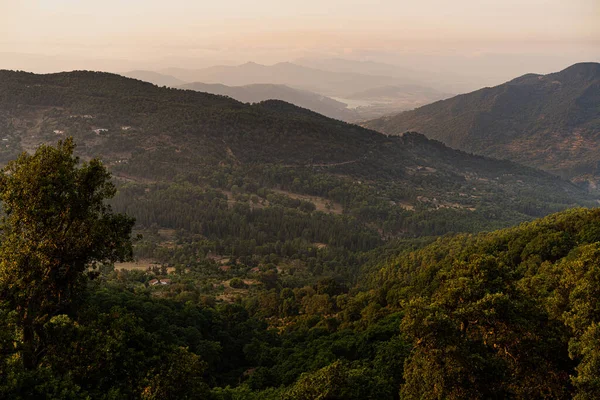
(0, 69), (593, 239)
(374, 207), (600, 399)
(364, 63), (600, 185)
(2, 141), (600, 398)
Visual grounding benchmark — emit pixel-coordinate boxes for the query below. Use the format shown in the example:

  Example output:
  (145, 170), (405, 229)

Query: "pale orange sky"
(1, 0), (598, 83)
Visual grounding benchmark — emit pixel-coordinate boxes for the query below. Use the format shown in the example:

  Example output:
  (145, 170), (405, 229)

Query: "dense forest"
(1, 70), (600, 398)
(0, 70), (594, 232)
(2, 141), (600, 399)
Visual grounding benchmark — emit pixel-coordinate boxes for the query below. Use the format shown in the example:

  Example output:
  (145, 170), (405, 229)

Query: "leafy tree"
(0, 138), (134, 370)
(230, 278), (247, 289)
(550, 243), (600, 399)
(282, 360), (393, 400)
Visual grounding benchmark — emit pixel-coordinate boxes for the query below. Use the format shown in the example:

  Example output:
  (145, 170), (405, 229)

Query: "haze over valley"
(124, 63), (453, 121)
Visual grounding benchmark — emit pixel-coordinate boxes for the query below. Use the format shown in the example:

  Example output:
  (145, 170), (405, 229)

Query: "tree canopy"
(0, 138), (134, 372)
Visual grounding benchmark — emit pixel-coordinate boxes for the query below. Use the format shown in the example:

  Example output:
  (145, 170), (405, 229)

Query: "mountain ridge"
(121, 70), (187, 87)
(363, 62), (600, 184)
(178, 81), (358, 121)
(0, 69), (595, 236)
(159, 62), (422, 97)
(128, 63), (450, 120)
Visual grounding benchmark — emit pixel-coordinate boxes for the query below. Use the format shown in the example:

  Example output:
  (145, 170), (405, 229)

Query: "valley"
(1, 61), (599, 399)
(124, 63), (451, 122)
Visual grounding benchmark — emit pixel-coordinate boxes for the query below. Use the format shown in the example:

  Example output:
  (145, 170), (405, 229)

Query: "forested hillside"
(0, 68), (596, 293)
(1, 70), (600, 398)
(364, 63), (600, 185)
(2, 141), (600, 398)
(0, 69), (592, 234)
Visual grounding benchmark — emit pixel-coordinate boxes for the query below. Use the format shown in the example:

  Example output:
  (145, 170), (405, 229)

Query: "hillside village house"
(148, 278), (171, 286)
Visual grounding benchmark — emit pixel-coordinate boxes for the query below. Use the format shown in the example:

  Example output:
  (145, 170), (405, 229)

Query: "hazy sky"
(1, 0), (598, 86)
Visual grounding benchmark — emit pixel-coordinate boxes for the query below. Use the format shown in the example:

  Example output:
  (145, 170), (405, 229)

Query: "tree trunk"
(22, 320), (37, 370)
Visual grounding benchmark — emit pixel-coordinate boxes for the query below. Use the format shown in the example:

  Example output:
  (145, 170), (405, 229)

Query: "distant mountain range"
(178, 82), (359, 121)
(122, 63), (450, 121)
(122, 70), (187, 87)
(158, 62), (400, 97)
(122, 70), (360, 121)
(364, 63), (600, 186)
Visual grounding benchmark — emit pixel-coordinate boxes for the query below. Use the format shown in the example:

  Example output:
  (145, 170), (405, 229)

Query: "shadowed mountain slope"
(0, 69), (595, 235)
(364, 63), (600, 184)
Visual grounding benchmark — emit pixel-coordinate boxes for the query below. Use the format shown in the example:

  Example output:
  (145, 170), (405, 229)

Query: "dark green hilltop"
(364, 62), (600, 185)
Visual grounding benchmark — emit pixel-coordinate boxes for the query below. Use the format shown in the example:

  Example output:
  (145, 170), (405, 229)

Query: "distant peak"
(273, 62), (301, 68)
(555, 62), (600, 79)
(562, 62), (600, 71)
(505, 63), (599, 86)
(240, 61), (265, 68)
